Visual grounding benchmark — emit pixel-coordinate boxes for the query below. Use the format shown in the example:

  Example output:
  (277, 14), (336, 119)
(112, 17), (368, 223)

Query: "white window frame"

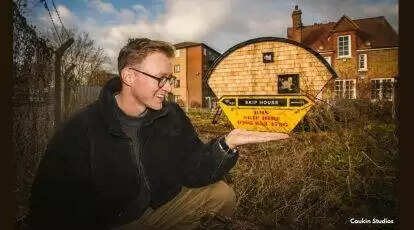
(337, 35), (351, 58)
(175, 49), (180, 57)
(358, 54), (367, 71)
(205, 96), (212, 108)
(175, 79), (180, 88)
(334, 79), (356, 99)
(323, 56), (332, 65)
(174, 64), (180, 73)
(370, 78), (394, 101)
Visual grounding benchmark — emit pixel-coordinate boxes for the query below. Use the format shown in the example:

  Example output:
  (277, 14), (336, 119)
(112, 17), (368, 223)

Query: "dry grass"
(14, 102), (398, 229)
(187, 101), (398, 229)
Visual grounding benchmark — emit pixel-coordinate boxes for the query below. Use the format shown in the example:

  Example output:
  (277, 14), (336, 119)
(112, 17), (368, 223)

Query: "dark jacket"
(28, 77), (238, 229)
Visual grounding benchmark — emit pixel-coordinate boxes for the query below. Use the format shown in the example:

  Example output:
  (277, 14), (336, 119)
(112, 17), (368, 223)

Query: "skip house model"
(207, 37), (338, 133)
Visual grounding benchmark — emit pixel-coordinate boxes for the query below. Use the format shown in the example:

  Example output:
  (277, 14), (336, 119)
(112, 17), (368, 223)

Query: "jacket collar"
(98, 77), (169, 136)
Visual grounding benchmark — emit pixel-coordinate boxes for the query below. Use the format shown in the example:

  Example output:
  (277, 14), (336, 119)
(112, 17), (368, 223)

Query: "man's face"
(129, 52), (173, 110)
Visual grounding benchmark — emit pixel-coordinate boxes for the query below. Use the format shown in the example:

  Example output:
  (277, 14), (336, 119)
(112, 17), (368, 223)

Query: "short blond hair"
(117, 38), (175, 76)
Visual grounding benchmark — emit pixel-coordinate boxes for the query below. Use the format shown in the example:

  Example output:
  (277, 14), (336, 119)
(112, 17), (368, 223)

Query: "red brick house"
(287, 5), (399, 102)
(171, 42), (221, 108)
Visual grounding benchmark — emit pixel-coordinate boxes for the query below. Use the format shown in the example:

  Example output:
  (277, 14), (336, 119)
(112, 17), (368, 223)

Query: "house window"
(175, 50), (180, 57)
(371, 78), (394, 101)
(205, 96), (212, 108)
(174, 65), (180, 73)
(324, 56), (332, 65)
(334, 79), (356, 99)
(358, 54), (367, 71)
(338, 35), (351, 58)
(174, 79), (180, 88)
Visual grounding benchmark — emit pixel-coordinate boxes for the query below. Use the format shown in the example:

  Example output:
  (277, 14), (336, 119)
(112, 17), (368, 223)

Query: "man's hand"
(225, 129), (290, 149)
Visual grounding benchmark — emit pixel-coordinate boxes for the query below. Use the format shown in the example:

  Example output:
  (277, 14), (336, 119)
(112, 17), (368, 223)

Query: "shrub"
(188, 104), (398, 229)
(294, 100), (396, 133)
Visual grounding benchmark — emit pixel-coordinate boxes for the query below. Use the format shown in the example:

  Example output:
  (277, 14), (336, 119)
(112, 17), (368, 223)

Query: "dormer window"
(338, 35), (351, 58)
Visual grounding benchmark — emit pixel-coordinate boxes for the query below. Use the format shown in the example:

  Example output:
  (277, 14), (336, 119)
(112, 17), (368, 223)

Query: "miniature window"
(277, 74), (299, 94)
(263, 52), (274, 63)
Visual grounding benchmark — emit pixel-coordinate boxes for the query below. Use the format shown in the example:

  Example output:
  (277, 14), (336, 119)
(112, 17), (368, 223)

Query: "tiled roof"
(302, 22), (336, 51)
(353, 16), (399, 48)
(287, 16), (398, 50)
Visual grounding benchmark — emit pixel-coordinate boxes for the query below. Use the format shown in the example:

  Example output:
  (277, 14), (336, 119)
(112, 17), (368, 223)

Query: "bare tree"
(43, 25), (109, 117)
(13, 0), (42, 17)
(44, 26), (109, 85)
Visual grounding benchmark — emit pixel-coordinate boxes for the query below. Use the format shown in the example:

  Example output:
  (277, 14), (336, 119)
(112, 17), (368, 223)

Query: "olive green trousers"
(116, 180), (236, 230)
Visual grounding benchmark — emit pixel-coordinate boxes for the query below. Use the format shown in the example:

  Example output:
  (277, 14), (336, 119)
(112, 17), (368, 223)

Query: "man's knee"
(207, 181), (236, 208)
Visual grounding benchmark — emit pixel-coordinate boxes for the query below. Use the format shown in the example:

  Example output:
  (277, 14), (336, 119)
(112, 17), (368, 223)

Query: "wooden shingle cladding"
(207, 37), (337, 101)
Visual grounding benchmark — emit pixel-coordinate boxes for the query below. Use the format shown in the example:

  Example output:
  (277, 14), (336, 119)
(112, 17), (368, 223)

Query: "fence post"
(54, 38), (74, 128)
(63, 64), (76, 120)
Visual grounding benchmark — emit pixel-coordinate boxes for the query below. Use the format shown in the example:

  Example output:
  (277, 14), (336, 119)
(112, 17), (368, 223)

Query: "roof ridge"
(296, 16), (386, 28)
(300, 22), (335, 28)
(174, 41), (221, 54)
(174, 41), (200, 45)
(353, 16), (385, 21)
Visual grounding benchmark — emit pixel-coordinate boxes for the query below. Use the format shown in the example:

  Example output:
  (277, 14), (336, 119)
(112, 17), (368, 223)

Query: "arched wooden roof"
(206, 37), (338, 79)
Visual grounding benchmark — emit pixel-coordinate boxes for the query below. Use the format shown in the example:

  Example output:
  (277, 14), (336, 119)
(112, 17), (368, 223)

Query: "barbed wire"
(50, 0), (70, 38)
(41, 0), (62, 44)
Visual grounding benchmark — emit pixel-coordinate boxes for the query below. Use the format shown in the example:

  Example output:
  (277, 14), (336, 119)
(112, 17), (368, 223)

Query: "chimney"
(292, 5), (302, 29)
(291, 5), (303, 43)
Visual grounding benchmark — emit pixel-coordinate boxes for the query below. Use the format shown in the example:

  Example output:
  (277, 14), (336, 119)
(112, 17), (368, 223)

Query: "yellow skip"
(218, 95), (314, 133)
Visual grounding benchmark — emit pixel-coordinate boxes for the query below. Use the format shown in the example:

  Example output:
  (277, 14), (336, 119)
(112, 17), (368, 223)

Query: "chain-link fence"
(13, 3), (102, 226)
(13, 2), (56, 223)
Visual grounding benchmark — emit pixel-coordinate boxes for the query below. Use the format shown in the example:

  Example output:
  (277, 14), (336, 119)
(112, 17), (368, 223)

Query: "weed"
(188, 101), (398, 229)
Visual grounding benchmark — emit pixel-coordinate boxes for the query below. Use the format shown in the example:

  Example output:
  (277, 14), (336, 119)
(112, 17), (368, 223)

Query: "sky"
(25, 0), (399, 73)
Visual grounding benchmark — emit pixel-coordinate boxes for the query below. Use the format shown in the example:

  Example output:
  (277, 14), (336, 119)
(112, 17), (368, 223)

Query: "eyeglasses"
(129, 67), (176, 88)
